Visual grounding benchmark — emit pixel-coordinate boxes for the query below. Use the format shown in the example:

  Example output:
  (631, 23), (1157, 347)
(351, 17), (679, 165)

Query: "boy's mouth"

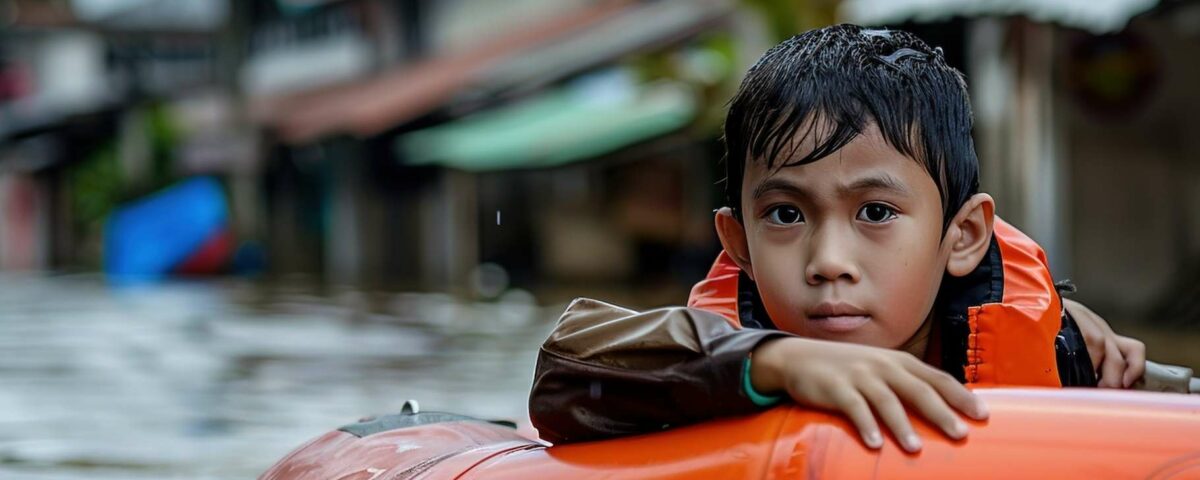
(807, 302), (871, 333)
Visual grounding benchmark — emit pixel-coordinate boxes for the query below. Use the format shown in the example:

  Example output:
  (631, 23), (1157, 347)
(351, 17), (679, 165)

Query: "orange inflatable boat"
(260, 388), (1200, 479)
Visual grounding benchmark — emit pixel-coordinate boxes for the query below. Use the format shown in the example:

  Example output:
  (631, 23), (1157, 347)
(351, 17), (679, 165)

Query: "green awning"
(395, 80), (697, 171)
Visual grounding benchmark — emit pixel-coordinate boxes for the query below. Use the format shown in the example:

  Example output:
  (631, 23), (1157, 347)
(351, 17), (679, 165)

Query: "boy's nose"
(805, 228), (861, 285)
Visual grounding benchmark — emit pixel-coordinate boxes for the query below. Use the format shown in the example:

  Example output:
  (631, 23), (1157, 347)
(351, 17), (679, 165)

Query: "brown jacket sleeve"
(528, 297), (791, 444)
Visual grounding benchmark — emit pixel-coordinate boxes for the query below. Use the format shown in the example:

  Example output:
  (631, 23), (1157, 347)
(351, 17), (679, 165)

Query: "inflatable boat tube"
(260, 388), (1200, 479)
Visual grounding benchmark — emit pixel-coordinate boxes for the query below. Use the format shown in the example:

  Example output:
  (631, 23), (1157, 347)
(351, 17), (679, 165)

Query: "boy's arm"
(530, 298), (989, 451)
(529, 298), (789, 444)
(1065, 299), (1199, 392)
(1064, 299), (1146, 388)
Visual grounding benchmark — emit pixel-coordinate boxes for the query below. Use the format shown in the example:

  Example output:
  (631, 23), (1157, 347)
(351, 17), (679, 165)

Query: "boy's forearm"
(528, 298), (789, 444)
(748, 337), (789, 395)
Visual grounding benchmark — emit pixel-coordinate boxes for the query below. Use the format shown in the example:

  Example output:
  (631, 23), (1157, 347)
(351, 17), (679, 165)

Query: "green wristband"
(742, 357), (784, 407)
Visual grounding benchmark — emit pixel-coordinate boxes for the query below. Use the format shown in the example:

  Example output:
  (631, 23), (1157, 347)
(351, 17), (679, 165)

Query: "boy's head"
(714, 24), (996, 350)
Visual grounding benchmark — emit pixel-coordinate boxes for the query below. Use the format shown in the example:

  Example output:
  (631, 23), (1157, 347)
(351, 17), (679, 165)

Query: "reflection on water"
(0, 273), (557, 479)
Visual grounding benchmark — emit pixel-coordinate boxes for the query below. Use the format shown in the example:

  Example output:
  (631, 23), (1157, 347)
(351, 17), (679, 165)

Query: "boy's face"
(732, 122), (952, 348)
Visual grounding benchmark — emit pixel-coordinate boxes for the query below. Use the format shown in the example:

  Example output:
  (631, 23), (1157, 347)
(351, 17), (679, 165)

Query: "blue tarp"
(103, 177), (228, 279)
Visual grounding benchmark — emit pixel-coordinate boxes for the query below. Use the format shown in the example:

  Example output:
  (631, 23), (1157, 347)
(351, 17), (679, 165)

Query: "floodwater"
(0, 273), (558, 479)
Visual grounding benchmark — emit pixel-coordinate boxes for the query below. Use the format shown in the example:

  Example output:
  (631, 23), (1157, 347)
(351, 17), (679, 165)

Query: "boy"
(529, 24), (1147, 453)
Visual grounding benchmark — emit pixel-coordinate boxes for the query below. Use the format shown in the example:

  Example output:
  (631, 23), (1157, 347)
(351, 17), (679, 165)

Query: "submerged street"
(0, 274), (555, 479)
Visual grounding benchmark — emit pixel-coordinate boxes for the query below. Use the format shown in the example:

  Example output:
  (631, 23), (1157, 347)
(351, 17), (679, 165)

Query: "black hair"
(723, 24), (979, 230)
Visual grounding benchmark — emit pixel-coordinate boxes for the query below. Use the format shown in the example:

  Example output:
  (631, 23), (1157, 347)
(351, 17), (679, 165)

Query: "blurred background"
(1, 0), (1199, 478)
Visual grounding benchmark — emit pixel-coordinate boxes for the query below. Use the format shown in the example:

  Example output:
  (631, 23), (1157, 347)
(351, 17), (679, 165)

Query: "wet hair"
(723, 24), (979, 230)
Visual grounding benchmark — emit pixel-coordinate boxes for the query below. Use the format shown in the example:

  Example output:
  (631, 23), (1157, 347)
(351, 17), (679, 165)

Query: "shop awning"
(394, 78), (696, 171)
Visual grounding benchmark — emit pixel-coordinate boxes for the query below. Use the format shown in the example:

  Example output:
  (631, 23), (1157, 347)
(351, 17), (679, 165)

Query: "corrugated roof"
(251, 1), (630, 144)
(252, 0), (731, 145)
(840, 0), (1160, 33)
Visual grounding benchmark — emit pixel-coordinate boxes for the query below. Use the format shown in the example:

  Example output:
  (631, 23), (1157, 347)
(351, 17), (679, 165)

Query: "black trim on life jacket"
(1053, 280), (1098, 386)
(935, 236), (1005, 383)
(737, 271), (776, 330)
(1057, 310), (1098, 387)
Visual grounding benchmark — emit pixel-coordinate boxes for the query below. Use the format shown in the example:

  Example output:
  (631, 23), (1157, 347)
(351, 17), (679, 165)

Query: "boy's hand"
(750, 337), (988, 453)
(1064, 299), (1146, 388)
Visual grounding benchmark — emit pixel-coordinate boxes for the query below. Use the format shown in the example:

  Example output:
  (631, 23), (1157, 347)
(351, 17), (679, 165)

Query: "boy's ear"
(945, 193), (996, 277)
(714, 207), (755, 280)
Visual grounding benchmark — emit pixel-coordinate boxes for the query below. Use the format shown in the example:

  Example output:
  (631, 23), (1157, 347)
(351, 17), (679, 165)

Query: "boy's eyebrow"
(750, 174), (911, 200)
(841, 174), (911, 196)
(751, 178), (810, 200)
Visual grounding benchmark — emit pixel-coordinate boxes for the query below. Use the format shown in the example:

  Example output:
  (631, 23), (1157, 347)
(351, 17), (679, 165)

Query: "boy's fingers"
(1099, 340), (1127, 388)
(831, 387), (883, 449)
(860, 380), (922, 452)
(911, 363), (988, 420)
(1119, 338), (1146, 388)
(887, 374), (967, 442)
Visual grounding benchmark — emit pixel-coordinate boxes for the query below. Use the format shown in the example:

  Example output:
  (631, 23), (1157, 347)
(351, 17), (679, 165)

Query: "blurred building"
(244, 0), (756, 297)
(1, 0), (232, 271)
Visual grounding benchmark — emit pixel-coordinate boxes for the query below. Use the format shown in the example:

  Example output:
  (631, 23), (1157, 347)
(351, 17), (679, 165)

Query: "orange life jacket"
(686, 218), (1093, 387)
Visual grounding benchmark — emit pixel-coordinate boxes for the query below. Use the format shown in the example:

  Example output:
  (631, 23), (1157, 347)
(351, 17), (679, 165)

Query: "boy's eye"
(765, 205), (805, 225)
(857, 203), (898, 223)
